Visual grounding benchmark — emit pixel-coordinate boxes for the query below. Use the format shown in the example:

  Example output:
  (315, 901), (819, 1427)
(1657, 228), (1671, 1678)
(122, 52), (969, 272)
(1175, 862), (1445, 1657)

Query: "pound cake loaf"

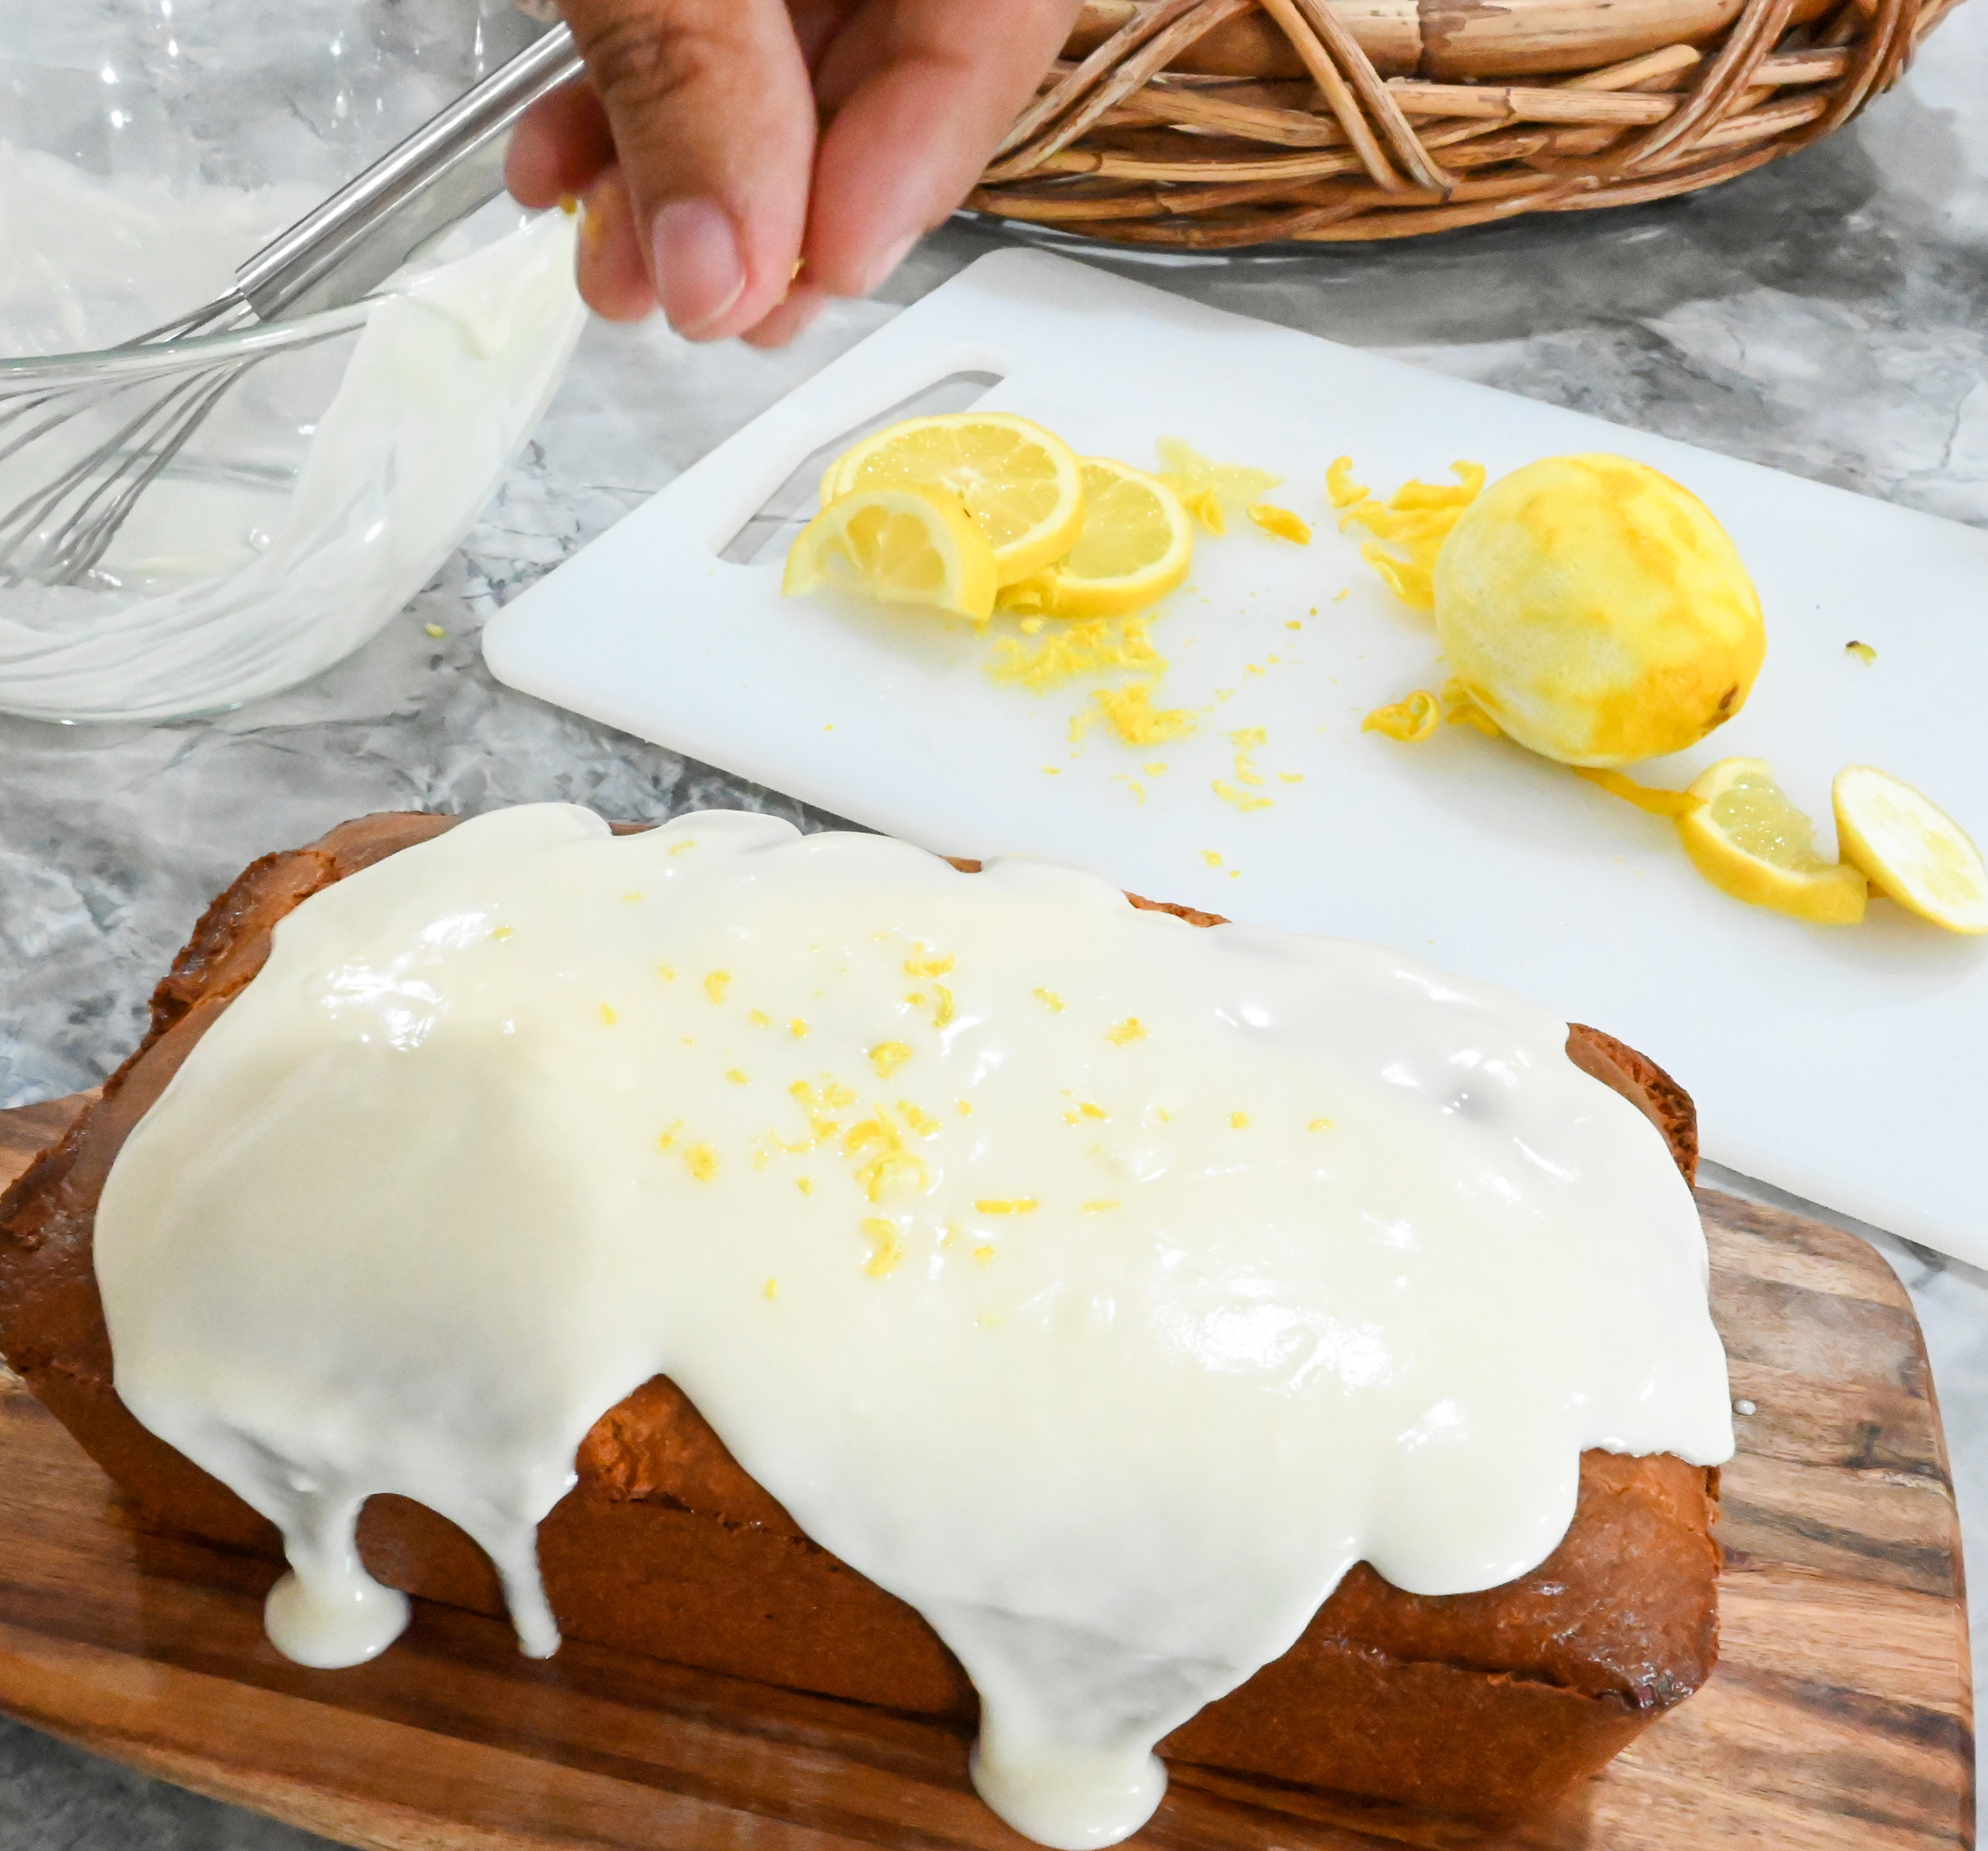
(0, 808), (1728, 1841)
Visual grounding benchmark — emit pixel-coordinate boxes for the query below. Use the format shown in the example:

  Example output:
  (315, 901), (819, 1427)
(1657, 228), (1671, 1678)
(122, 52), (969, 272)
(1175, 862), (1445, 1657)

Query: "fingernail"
(861, 231), (919, 297)
(742, 285), (826, 350)
(650, 197), (746, 337)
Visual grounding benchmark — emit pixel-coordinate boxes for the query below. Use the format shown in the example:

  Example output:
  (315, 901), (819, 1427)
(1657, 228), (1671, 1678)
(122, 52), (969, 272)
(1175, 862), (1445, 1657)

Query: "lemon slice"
(819, 413), (1085, 585)
(1675, 757), (1866, 924)
(996, 458), (1193, 620)
(1833, 765), (1988, 933)
(782, 485), (996, 619)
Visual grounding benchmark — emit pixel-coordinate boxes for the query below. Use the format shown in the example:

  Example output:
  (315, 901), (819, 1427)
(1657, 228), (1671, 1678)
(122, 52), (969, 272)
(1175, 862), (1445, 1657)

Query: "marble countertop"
(4, 6), (1988, 1842)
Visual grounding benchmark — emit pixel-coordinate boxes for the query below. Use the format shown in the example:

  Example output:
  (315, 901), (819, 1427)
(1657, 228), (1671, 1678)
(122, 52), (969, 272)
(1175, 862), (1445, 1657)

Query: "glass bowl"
(0, 0), (584, 724)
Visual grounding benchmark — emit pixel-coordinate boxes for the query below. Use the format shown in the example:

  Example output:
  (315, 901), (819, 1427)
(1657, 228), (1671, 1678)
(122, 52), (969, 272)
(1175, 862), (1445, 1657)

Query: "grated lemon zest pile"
(1361, 690), (1441, 742)
(1155, 437), (1282, 536)
(1088, 681), (1198, 747)
(987, 614), (1164, 692)
(1337, 460), (1485, 612)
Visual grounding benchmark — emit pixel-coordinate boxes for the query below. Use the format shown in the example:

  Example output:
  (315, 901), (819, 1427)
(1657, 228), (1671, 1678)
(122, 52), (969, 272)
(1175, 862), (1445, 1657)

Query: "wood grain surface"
(0, 1097), (1972, 1851)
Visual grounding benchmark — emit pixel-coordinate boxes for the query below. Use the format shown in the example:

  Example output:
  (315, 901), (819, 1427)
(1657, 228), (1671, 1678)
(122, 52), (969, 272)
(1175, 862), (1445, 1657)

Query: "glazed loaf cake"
(0, 811), (1721, 1831)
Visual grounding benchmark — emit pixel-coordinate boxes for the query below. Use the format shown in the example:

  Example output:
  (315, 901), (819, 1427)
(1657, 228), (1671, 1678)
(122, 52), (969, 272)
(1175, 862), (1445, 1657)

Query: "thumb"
(557, 0), (816, 340)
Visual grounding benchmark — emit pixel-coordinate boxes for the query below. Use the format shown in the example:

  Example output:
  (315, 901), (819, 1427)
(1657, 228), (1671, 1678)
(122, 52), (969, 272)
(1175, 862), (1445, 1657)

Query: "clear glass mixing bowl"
(0, 0), (582, 724)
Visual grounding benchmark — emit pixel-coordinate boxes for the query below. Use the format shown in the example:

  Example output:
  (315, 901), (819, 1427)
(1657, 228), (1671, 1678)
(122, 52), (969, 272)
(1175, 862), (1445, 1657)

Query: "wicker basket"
(968, 0), (1967, 246)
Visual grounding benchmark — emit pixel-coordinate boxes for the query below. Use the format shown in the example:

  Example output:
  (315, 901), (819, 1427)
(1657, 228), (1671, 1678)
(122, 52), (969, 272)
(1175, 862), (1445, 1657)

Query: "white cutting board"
(485, 247), (1988, 1264)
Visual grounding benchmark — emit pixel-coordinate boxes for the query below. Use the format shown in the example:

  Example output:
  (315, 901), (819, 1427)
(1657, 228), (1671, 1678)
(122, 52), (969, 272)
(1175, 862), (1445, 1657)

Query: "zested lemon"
(782, 484), (997, 620)
(1435, 454), (1766, 767)
(1675, 757), (1866, 924)
(1833, 765), (1988, 934)
(819, 413), (1085, 585)
(996, 458), (1193, 620)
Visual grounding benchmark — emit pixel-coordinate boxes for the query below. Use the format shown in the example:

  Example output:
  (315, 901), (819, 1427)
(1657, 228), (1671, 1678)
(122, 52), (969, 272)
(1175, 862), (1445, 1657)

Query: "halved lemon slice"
(996, 458), (1193, 620)
(1834, 765), (1988, 933)
(1675, 757), (1866, 924)
(782, 485), (996, 619)
(819, 413), (1084, 585)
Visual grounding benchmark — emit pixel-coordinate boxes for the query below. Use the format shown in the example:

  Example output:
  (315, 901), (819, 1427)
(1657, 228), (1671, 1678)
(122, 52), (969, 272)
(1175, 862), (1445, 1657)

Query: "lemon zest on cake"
(869, 1041), (913, 1079)
(861, 1219), (905, 1278)
(1105, 1017), (1147, 1046)
(704, 970), (732, 1004)
(976, 1198), (1039, 1215)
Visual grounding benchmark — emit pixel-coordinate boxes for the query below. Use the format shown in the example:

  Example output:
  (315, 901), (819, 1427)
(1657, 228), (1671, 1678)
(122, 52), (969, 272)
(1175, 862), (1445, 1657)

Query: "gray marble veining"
(2, 2), (1986, 1841)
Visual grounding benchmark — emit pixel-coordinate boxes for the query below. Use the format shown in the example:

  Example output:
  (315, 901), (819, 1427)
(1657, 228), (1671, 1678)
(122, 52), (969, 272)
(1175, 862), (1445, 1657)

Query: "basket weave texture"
(969, 0), (1968, 245)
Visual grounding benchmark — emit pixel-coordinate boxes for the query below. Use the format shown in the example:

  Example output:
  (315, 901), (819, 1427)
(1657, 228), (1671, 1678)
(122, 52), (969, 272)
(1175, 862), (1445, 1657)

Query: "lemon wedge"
(996, 458), (1193, 619)
(1675, 757), (1866, 924)
(819, 413), (1084, 585)
(782, 485), (996, 619)
(1834, 765), (1988, 933)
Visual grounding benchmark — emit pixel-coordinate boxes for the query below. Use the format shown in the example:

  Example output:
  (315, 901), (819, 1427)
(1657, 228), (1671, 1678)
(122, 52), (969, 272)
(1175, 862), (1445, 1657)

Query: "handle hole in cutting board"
(718, 371), (1004, 568)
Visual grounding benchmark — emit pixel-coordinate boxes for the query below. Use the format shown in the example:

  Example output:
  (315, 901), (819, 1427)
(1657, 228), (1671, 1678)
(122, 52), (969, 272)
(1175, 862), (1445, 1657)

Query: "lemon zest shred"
(1105, 1017), (1147, 1046)
(1337, 460), (1484, 612)
(1230, 1112), (1250, 1129)
(1309, 1117), (1334, 1131)
(1846, 640), (1877, 663)
(1082, 1200), (1122, 1213)
(1440, 677), (1502, 738)
(763, 1278), (779, 1300)
(861, 1219), (905, 1278)
(1574, 767), (1706, 817)
(682, 1143), (719, 1183)
(704, 970), (731, 1003)
(1034, 988), (1065, 1013)
(1248, 503), (1312, 545)
(1213, 779), (1273, 812)
(869, 1041), (913, 1079)
(1361, 690), (1441, 743)
(1325, 456), (1368, 509)
(975, 1198), (1039, 1215)
(598, 1003), (617, 1026)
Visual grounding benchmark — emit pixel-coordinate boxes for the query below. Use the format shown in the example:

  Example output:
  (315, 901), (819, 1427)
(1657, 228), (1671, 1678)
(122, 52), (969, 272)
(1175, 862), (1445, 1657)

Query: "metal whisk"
(0, 22), (584, 591)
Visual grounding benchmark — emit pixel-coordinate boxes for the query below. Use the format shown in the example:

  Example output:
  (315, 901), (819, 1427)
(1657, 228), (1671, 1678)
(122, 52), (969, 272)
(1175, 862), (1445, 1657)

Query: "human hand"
(506, 0), (1085, 347)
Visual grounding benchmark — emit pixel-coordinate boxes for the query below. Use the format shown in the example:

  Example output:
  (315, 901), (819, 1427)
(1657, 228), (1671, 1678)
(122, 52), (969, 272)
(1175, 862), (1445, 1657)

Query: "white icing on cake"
(94, 805), (1734, 1849)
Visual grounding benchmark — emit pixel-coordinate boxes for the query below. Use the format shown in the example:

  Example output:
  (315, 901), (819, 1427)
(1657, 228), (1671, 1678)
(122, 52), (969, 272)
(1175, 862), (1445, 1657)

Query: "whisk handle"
(235, 23), (586, 324)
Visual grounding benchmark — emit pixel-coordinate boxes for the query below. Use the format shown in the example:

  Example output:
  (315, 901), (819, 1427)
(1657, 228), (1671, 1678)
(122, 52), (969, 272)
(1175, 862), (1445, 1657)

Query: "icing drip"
(95, 805), (1734, 1848)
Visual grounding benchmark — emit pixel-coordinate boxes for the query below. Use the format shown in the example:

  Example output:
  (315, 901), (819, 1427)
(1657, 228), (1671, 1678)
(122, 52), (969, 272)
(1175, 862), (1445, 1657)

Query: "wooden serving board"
(0, 1096), (1972, 1851)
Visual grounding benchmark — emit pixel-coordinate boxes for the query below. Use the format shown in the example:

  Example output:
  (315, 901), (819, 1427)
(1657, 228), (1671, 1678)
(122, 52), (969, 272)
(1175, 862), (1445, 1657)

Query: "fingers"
(555, 0), (818, 339)
(803, 0), (1085, 300)
(505, 79), (615, 208)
